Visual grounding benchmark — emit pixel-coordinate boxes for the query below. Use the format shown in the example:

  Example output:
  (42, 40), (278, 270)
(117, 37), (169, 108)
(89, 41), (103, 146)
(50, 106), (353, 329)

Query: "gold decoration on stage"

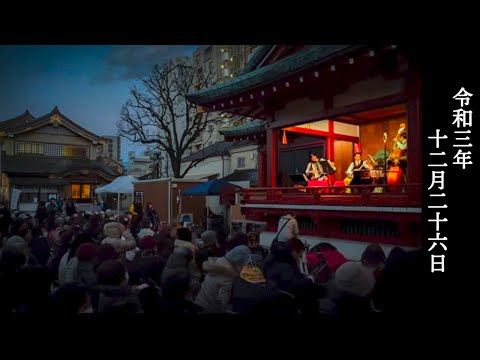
(282, 129), (288, 144)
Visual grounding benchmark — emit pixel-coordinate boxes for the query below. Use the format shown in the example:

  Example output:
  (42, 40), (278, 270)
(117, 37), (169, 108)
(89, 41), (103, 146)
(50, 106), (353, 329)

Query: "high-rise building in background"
(102, 135), (121, 162)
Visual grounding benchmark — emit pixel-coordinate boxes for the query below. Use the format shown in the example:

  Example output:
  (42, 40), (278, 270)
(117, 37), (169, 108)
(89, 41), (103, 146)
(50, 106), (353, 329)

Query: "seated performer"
(305, 153), (336, 181)
(346, 151), (373, 188)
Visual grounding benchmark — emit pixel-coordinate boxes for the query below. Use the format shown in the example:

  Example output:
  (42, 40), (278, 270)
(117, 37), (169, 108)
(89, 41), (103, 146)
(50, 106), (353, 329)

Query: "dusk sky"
(0, 45), (198, 164)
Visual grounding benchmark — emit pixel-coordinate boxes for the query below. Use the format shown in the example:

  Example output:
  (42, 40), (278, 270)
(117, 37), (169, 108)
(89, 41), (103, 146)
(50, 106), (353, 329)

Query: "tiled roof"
(219, 119), (266, 137)
(186, 45), (362, 105)
(3, 155), (121, 178)
(181, 139), (253, 162)
(0, 106), (105, 142)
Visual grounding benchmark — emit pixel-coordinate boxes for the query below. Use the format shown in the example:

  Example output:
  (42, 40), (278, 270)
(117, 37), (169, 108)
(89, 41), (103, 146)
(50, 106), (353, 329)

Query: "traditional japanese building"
(0, 106), (124, 212)
(187, 45), (423, 259)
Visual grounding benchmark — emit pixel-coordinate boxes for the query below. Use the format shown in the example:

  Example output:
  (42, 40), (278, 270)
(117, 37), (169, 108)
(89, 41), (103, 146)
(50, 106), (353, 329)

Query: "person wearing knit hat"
(329, 261), (375, 316)
(94, 243), (118, 271)
(139, 235), (156, 252)
(76, 243), (97, 262)
(72, 243), (98, 287)
(335, 261), (375, 298)
(125, 235), (164, 286)
(194, 245), (251, 313)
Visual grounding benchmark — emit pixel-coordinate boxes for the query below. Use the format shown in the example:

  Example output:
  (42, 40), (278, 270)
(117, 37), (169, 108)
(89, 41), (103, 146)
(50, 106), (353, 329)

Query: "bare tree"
(118, 58), (219, 178)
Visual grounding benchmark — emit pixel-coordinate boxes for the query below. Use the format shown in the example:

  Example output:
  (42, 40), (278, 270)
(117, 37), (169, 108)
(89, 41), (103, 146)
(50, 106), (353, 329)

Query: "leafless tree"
(118, 58), (220, 178)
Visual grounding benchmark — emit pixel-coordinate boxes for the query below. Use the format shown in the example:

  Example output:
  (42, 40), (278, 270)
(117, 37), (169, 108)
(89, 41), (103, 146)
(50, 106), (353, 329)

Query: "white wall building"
(127, 151), (153, 178)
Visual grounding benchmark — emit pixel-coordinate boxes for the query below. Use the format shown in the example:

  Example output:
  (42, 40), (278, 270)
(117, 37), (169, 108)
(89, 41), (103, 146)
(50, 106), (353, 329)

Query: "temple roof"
(219, 119), (266, 138)
(187, 45), (362, 105)
(0, 106), (106, 143)
(3, 155), (121, 179)
(182, 139), (253, 162)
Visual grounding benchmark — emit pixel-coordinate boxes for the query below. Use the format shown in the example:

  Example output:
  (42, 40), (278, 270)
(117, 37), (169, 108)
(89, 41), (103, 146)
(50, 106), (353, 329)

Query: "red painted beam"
(266, 128), (278, 187)
(284, 126), (359, 143)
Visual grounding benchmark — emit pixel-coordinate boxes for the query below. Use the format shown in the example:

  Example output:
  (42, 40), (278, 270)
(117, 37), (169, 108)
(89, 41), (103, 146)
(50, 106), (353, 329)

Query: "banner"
(11, 188), (22, 210)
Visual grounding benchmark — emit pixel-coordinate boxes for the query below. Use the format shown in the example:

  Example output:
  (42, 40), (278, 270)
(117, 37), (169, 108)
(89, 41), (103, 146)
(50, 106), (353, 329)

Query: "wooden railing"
(238, 183), (422, 208)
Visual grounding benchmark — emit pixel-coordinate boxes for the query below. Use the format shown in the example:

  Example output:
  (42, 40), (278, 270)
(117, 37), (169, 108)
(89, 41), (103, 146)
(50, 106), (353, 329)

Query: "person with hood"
(275, 212), (299, 243)
(101, 222), (137, 257)
(194, 245), (251, 313)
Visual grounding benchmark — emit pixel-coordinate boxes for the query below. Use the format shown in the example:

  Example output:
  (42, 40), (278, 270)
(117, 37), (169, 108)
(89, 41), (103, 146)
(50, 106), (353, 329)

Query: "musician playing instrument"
(305, 153), (336, 181)
(346, 152), (372, 178)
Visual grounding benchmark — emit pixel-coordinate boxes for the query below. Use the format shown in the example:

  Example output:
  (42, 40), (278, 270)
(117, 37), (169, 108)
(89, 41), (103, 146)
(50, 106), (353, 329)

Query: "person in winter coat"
(47, 228), (77, 277)
(101, 222), (136, 256)
(137, 217), (155, 239)
(194, 245), (251, 313)
(145, 203), (159, 231)
(327, 261), (375, 316)
(72, 242), (98, 288)
(29, 226), (51, 266)
(275, 212), (299, 243)
(231, 254), (295, 316)
(58, 233), (95, 286)
(264, 238), (324, 315)
(126, 236), (165, 286)
(93, 260), (142, 314)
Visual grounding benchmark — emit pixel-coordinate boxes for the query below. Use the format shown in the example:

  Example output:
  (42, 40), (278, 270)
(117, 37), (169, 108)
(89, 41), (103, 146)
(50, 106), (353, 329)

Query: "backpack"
(306, 252), (329, 285)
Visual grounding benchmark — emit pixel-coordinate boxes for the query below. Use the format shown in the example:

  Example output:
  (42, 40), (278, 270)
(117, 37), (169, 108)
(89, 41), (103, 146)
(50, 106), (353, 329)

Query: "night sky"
(0, 45), (198, 164)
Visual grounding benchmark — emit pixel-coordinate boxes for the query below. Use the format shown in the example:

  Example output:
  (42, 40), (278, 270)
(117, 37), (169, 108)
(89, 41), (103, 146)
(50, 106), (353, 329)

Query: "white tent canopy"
(95, 175), (137, 216)
(95, 175), (137, 195)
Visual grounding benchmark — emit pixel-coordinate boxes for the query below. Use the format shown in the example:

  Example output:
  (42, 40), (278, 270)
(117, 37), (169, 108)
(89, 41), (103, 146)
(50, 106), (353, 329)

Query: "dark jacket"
(264, 248), (313, 296)
(30, 236), (50, 266)
(93, 284), (142, 314)
(331, 290), (373, 316)
(231, 277), (295, 316)
(264, 246), (323, 315)
(126, 254), (165, 286)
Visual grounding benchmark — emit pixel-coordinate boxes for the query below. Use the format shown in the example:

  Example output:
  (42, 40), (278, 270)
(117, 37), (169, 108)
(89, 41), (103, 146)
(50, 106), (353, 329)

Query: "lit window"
(82, 184), (91, 199)
(71, 184), (81, 199)
(71, 184), (91, 200)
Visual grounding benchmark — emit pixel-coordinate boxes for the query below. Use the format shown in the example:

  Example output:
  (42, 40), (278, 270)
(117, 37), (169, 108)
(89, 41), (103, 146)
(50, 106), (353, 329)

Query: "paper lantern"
(354, 143), (362, 154)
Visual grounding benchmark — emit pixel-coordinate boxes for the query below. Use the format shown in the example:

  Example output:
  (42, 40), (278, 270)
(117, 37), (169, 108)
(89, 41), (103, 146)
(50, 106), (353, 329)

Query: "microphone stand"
(383, 133), (387, 186)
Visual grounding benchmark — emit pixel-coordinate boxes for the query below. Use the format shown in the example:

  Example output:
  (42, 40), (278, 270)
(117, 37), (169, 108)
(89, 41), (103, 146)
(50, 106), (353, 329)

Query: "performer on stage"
(305, 153), (336, 181)
(346, 144), (372, 179)
(346, 152), (372, 178)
